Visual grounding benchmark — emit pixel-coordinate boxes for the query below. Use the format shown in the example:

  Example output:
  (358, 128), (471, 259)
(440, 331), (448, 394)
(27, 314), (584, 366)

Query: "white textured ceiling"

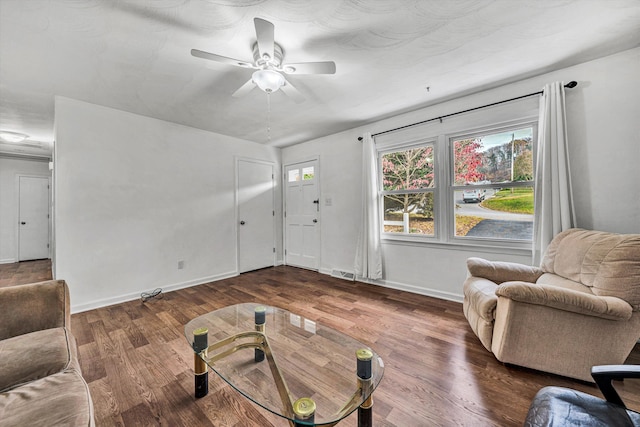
(1, 0), (639, 156)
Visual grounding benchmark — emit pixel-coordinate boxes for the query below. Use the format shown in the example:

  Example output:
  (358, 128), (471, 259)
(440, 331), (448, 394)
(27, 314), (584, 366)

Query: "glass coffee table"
(185, 303), (384, 427)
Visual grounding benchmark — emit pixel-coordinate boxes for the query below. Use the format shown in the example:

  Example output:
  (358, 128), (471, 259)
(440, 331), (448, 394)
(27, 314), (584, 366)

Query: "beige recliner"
(463, 228), (640, 382)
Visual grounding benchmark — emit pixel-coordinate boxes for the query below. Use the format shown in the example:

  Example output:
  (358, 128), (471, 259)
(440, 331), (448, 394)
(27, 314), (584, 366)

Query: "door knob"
(20, 221), (26, 225)
(313, 219), (318, 223)
(240, 221), (246, 225)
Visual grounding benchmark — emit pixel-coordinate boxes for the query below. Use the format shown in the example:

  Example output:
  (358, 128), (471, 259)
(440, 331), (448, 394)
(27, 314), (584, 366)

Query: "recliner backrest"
(541, 228), (640, 309)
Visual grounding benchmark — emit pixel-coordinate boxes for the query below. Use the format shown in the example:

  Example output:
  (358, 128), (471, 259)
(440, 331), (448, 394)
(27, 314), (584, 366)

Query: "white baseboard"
(318, 267), (332, 276)
(318, 268), (463, 303)
(0, 258), (17, 264)
(71, 270), (239, 313)
(70, 267), (464, 313)
(374, 278), (463, 303)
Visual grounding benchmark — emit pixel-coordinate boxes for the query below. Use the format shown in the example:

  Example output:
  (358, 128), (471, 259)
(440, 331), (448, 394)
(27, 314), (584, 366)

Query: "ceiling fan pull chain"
(267, 92), (271, 142)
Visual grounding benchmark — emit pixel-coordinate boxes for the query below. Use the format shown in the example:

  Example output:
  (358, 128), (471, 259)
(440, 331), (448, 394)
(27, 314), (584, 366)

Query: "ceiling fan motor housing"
(253, 41), (284, 68)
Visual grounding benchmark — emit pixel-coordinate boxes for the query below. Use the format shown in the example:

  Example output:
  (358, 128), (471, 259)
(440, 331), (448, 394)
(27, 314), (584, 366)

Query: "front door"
(237, 159), (275, 273)
(284, 160), (319, 270)
(18, 175), (50, 261)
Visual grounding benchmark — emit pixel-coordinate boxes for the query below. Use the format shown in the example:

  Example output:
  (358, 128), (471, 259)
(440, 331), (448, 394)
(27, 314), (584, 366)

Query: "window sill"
(380, 235), (533, 257)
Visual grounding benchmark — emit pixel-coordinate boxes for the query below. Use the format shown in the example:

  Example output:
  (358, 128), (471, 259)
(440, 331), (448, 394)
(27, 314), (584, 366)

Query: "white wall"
(54, 97), (281, 312)
(0, 156), (50, 263)
(282, 47), (640, 302)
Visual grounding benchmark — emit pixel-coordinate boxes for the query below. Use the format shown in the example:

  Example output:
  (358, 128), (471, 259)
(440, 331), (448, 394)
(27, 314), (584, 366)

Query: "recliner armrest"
(592, 365), (640, 408)
(0, 280), (70, 340)
(466, 257), (543, 284)
(495, 281), (633, 321)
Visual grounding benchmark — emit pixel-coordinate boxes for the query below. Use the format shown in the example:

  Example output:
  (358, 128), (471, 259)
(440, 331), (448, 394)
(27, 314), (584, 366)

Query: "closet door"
(237, 159), (275, 273)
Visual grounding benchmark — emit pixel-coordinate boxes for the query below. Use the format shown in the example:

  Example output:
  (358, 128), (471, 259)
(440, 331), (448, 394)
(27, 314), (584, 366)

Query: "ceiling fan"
(191, 18), (336, 103)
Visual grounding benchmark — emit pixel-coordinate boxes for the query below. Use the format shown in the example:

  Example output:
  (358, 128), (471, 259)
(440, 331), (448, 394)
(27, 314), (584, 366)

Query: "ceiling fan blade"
(280, 79), (305, 104)
(191, 49), (254, 68)
(282, 61), (336, 75)
(254, 18), (275, 61)
(232, 79), (257, 98)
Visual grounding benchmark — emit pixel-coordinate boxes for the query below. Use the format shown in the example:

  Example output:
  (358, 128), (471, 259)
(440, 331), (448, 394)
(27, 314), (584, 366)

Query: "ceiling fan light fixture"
(0, 131), (29, 143)
(252, 69), (285, 93)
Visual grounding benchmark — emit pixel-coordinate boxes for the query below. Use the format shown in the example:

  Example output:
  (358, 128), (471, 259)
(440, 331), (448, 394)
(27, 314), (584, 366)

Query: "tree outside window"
(381, 145), (435, 235)
(453, 127), (535, 241)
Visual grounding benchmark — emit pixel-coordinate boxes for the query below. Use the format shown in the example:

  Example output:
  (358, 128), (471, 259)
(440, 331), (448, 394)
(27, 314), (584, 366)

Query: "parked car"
(462, 188), (486, 203)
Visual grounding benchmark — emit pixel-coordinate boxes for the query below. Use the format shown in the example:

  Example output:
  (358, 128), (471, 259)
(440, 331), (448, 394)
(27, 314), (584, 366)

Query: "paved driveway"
(466, 219), (533, 240)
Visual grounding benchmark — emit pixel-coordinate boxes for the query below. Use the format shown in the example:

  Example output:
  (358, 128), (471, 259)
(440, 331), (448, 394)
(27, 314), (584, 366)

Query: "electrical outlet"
(178, 260), (185, 270)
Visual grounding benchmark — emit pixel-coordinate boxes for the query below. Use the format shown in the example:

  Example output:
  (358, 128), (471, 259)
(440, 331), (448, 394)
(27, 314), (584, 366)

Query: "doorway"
(237, 158), (276, 273)
(18, 175), (50, 261)
(284, 159), (319, 270)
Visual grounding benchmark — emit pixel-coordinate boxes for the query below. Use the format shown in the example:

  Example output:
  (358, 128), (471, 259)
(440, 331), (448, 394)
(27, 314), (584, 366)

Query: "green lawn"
(481, 188), (534, 214)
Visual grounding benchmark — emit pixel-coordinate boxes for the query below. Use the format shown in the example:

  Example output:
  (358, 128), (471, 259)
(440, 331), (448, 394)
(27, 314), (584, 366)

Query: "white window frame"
(444, 120), (538, 248)
(378, 138), (438, 240)
(376, 115), (538, 253)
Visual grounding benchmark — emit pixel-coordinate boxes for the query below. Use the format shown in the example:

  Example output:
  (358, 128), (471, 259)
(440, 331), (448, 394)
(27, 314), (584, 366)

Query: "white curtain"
(354, 132), (383, 280)
(533, 82), (576, 264)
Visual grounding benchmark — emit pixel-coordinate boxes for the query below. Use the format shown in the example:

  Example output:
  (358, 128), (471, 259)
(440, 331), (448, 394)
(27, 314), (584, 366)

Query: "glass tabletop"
(184, 303), (384, 426)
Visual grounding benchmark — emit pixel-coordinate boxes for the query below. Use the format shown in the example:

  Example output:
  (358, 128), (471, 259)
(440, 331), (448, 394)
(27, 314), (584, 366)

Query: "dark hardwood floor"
(2, 260), (639, 426)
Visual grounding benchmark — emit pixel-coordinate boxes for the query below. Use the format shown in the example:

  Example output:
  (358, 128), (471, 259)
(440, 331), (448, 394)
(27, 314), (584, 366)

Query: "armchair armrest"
(592, 365), (640, 408)
(466, 257), (543, 284)
(0, 280), (70, 340)
(495, 281), (633, 321)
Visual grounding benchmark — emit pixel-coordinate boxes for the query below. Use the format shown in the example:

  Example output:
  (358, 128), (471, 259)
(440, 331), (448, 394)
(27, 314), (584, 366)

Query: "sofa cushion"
(0, 327), (78, 393)
(0, 280), (69, 341)
(541, 228), (640, 310)
(0, 369), (94, 427)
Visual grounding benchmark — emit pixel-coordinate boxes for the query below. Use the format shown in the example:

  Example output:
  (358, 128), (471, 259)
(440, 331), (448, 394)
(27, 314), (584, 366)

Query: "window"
(302, 166), (315, 180)
(288, 166), (315, 181)
(378, 121), (536, 247)
(380, 143), (435, 236)
(288, 169), (300, 182)
(452, 126), (535, 242)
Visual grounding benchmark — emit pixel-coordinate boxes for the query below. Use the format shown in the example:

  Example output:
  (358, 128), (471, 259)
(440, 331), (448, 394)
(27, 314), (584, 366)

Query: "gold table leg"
(357, 349), (374, 427)
(193, 327), (209, 398)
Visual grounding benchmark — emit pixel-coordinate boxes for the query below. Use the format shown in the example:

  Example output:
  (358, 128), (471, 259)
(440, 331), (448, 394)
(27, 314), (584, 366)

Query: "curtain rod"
(357, 81), (578, 141)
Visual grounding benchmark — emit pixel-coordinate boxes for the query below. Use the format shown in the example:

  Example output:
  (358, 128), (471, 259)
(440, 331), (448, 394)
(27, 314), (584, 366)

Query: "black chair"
(525, 365), (640, 426)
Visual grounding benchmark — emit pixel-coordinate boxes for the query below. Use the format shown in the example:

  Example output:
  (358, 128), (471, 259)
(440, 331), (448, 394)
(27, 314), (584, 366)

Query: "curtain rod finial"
(566, 81), (578, 88)
(357, 136), (363, 142)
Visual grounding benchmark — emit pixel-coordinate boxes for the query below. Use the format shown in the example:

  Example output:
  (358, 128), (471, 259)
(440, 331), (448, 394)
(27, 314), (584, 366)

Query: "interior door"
(18, 175), (50, 261)
(237, 159), (275, 273)
(284, 160), (319, 270)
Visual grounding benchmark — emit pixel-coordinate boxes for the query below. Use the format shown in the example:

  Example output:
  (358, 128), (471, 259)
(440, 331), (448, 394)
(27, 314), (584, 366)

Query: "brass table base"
(193, 329), (376, 427)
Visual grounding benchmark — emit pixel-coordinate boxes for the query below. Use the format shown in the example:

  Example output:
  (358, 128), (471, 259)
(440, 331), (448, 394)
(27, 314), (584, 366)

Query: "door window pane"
(288, 169), (300, 182)
(302, 166), (314, 180)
